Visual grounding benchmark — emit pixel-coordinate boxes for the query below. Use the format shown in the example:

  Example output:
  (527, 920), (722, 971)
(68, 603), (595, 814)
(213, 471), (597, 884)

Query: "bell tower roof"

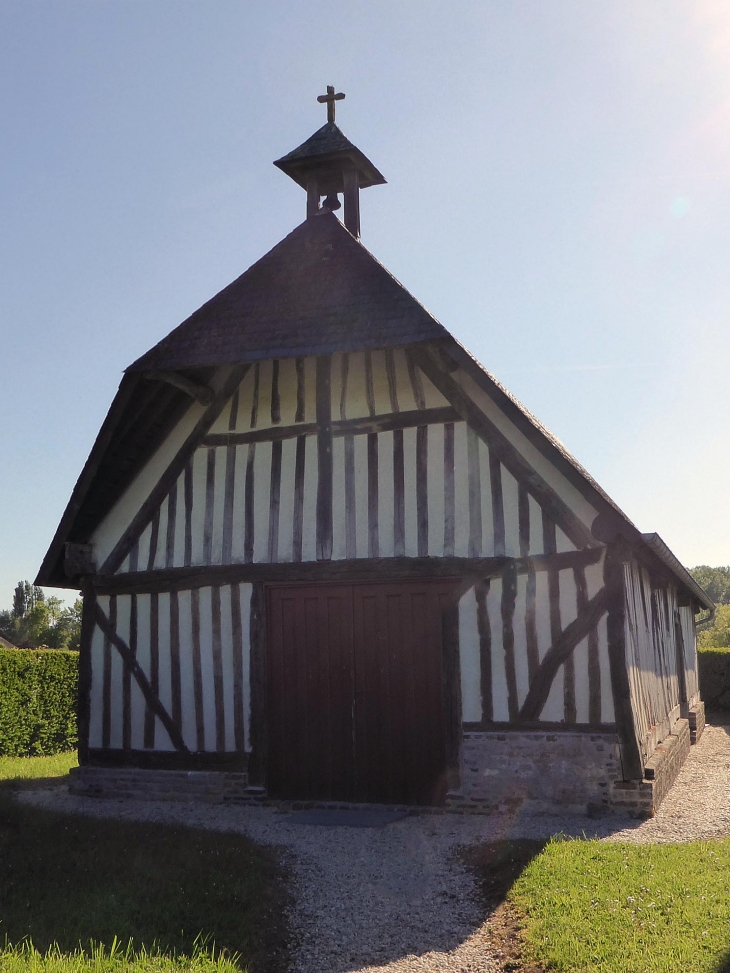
(273, 121), (386, 191)
(273, 86), (386, 238)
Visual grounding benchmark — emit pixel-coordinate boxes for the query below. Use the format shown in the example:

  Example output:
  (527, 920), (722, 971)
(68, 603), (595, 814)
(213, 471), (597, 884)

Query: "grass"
(0, 751), (77, 786)
(0, 758), (288, 973)
(507, 835), (730, 973)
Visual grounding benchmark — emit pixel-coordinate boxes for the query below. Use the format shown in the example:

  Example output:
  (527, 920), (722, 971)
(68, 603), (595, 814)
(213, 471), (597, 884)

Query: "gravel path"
(18, 721), (730, 973)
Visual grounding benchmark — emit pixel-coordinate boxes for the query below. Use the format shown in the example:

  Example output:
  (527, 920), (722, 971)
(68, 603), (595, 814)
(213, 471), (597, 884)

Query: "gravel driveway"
(18, 720), (730, 973)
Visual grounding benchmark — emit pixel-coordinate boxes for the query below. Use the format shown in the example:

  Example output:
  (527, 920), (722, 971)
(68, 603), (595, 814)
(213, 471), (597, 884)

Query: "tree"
(697, 604), (730, 649)
(12, 580), (43, 618)
(689, 566), (730, 606)
(1, 581), (81, 651)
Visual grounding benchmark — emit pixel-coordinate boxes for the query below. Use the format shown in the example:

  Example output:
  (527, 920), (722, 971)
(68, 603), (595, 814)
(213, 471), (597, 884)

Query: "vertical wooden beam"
(101, 595), (115, 749)
(296, 356), (306, 423)
(467, 426), (482, 557)
(393, 430), (405, 556)
(248, 582), (267, 785)
(440, 595), (462, 793)
(385, 349), (399, 413)
(475, 580), (493, 722)
(343, 167), (360, 238)
(306, 176), (319, 218)
(191, 588), (205, 751)
(227, 386), (239, 431)
(406, 351), (426, 410)
(519, 484), (538, 681)
(144, 592), (159, 749)
(316, 355), (333, 561)
(674, 609), (689, 718)
(575, 566), (601, 724)
(443, 423), (455, 557)
(489, 453), (505, 557)
(250, 363), (260, 429)
(501, 563), (519, 720)
(270, 359), (281, 424)
(222, 445), (236, 563)
(292, 436), (306, 562)
(244, 444), (256, 564)
(147, 508), (160, 571)
(604, 547), (644, 780)
(165, 483), (177, 568)
(364, 351), (376, 417)
(170, 591), (182, 733)
(416, 425), (429, 557)
(344, 435), (356, 559)
(203, 448), (216, 564)
(367, 433), (379, 557)
(184, 461), (194, 567)
(230, 583), (246, 751)
(211, 586), (225, 751)
(77, 584), (96, 765)
(268, 440), (282, 562)
(123, 595), (137, 750)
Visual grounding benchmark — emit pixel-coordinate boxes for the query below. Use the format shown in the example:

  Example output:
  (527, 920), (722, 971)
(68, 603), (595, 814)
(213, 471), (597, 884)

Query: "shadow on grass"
(459, 839), (548, 973)
(0, 793), (289, 973)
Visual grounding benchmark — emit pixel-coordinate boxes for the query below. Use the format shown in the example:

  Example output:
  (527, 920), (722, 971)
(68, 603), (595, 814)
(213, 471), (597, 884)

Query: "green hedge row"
(698, 647), (730, 711)
(0, 648), (78, 756)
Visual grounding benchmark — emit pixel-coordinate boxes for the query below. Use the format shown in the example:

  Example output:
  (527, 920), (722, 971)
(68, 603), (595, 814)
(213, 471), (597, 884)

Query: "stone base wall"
(641, 717), (691, 811)
(70, 717), (698, 817)
(448, 730), (625, 816)
(69, 766), (260, 804)
(688, 700), (705, 744)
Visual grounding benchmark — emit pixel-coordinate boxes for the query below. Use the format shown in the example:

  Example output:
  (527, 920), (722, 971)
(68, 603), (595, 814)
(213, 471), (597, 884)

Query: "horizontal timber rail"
(93, 548), (603, 595)
(201, 406), (461, 448)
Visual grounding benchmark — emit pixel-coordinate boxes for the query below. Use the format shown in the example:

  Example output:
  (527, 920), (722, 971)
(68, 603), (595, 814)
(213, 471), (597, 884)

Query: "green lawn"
(508, 835), (730, 973)
(0, 750), (77, 785)
(0, 758), (288, 973)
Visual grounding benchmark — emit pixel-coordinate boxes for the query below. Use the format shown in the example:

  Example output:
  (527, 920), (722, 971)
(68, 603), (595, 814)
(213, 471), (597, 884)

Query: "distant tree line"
(689, 566), (730, 649)
(0, 581), (82, 652)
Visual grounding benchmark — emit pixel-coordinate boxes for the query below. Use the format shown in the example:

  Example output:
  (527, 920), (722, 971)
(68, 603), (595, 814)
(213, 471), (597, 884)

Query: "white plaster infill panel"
(450, 368), (600, 531)
(91, 367), (235, 570)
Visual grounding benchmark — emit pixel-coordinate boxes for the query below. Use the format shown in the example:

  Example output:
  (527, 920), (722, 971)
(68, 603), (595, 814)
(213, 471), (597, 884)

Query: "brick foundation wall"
(69, 767), (258, 804)
(688, 700), (705, 744)
(448, 730), (624, 816)
(69, 717), (697, 817)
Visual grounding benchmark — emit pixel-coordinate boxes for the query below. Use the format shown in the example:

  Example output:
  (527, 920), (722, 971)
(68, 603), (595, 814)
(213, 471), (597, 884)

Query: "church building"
(38, 88), (712, 815)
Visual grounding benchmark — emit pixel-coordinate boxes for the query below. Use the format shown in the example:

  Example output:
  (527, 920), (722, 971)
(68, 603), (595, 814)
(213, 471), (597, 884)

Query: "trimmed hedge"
(698, 646), (730, 711)
(0, 648), (78, 756)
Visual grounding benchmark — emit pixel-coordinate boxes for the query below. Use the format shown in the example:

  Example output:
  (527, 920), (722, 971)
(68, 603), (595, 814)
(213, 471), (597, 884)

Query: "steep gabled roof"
(129, 212), (445, 373)
(37, 210), (712, 612)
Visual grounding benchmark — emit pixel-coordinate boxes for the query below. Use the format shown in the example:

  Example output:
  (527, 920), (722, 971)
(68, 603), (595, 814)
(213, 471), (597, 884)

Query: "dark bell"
(322, 193), (341, 212)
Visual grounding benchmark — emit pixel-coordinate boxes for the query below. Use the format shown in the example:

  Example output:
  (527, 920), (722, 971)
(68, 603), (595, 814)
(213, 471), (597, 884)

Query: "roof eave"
(640, 533), (714, 611)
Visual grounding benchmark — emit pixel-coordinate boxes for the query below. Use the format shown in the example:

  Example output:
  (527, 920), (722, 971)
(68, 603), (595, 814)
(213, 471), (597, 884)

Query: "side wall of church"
(624, 558), (699, 763)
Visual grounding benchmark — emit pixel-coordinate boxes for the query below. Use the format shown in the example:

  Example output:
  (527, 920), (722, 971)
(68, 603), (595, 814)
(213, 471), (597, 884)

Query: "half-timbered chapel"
(39, 88), (713, 816)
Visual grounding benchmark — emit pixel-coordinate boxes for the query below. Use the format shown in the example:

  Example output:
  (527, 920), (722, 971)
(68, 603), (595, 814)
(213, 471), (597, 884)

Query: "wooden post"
(307, 176), (320, 218)
(604, 546), (644, 780)
(343, 167), (360, 238)
(77, 583), (96, 766)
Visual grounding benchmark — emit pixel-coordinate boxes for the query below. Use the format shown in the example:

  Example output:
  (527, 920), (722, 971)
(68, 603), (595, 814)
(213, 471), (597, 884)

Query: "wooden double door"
(266, 580), (455, 805)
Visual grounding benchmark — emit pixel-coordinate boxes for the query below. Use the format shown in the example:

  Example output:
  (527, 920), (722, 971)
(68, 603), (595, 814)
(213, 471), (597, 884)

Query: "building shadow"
(0, 793), (288, 973)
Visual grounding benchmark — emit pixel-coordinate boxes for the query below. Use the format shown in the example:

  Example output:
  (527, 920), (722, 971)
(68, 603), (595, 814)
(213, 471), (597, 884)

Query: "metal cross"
(317, 85), (345, 124)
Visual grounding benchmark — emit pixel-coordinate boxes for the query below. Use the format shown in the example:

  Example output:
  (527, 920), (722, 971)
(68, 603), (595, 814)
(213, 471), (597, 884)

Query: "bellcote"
(273, 86), (386, 239)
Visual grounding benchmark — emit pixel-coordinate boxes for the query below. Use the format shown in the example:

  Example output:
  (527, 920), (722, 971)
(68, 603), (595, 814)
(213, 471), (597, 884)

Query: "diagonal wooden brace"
(94, 603), (188, 752)
(518, 585), (609, 721)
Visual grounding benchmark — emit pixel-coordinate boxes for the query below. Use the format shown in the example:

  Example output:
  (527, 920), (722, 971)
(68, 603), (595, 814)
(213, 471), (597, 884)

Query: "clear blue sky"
(2, 0), (729, 609)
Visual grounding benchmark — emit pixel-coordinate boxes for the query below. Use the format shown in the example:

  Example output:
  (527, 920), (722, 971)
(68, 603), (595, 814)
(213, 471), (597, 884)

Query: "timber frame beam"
(145, 370), (215, 406)
(408, 344), (599, 551)
(99, 365), (250, 575)
(93, 548), (603, 595)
